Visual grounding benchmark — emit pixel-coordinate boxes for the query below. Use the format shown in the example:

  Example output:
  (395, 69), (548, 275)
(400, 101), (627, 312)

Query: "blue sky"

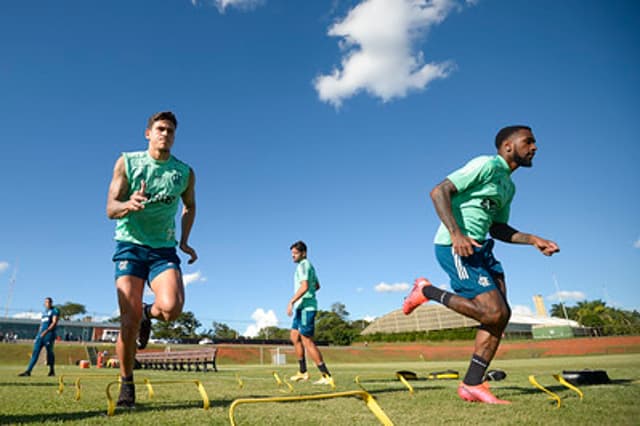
(1, 0), (638, 336)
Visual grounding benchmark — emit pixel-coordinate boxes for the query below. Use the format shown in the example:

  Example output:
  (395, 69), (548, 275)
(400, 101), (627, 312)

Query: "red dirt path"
(371, 336), (640, 361)
(215, 336), (640, 364)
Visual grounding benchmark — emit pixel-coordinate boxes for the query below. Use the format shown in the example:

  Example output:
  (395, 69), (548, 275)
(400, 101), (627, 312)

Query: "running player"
(403, 125), (559, 403)
(106, 111), (197, 408)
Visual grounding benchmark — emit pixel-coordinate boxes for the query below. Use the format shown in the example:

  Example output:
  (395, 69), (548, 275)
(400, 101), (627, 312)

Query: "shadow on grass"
(499, 378), (635, 396)
(500, 385), (571, 396)
(137, 398), (235, 410)
(366, 385), (446, 396)
(228, 385), (446, 400)
(0, 409), (108, 424)
(608, 379), (635, 385)
(0, 398), (236, 424)
(0, 381), (56, 387)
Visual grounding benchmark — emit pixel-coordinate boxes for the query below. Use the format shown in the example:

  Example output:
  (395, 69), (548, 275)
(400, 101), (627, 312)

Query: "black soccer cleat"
(116, 382), (136, 408)
(136, 304), (152, 350)
(18, 371), (31, 377)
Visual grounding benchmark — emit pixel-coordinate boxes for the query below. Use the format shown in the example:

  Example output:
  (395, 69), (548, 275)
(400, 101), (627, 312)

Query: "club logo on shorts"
(118, 261), (129, 271)
(478, 276), (490, 287)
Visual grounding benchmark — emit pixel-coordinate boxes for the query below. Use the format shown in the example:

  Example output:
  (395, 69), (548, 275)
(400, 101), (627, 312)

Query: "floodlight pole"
(552, 273), (569, 322)
(4, 261), (17, 318)
(603, 284), (610, 306)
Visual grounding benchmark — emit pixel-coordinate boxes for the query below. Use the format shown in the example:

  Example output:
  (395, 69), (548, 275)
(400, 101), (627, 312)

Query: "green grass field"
(1, 352), (639, 425)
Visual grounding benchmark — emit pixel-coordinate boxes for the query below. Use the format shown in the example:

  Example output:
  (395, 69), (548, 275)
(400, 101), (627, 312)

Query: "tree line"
(550, 299), (640, 335)
(54, 298), (640, 344)
(44, 301), (370, 345)
(150, 302), (371, 345)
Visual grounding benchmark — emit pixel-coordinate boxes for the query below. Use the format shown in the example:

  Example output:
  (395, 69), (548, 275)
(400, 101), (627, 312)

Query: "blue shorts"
(291, 309), (316, 337)
(435, 239), (504, 299)
(113, 241), (181, 285)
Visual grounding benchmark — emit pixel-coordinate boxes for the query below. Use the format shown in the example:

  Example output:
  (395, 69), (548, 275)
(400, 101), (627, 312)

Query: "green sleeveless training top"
(114, 151), (191, 248)
(294, 259), (318, 311)
(434, 155), (515, 245)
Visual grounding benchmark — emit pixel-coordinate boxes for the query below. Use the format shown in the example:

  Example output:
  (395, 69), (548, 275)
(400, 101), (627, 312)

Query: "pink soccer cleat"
(402, 277), (431, 315)
(457, 382), (510, 404)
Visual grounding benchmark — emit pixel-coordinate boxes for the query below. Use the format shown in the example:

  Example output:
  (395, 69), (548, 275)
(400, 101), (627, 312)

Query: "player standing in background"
(287, 241), (335, 387)
(18, 297), (59, 377)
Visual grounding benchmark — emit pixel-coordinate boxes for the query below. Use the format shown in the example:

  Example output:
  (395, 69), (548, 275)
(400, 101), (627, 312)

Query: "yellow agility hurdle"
(529, 375), (584, 408)
(552, 374), (584, 400)
(354, 374), (414, 395)
(529, 375), (562, 408)
(236, 373), (244, 389)
(272, 371), (294, 393)
(105, 379), (209, 416)
(395, 373), (414, 395)
(229, 390), (394, 426)
(57, 374), (119, 401)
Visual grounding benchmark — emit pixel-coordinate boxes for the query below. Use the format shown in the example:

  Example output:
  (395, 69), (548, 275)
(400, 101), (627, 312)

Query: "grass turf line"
(0, 354), (638, 425)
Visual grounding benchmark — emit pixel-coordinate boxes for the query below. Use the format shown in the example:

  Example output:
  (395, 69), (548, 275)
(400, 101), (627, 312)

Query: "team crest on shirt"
(480, 198), (498, 211)
(170, 172), (183, 186)
(478, 276), (490, 287)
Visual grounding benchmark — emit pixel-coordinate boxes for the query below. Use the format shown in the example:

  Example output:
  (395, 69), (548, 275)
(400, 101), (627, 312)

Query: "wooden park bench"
(135, 348), (218, 372)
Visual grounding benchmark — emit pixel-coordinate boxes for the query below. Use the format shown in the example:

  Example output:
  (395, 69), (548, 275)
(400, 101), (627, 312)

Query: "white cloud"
(363, 315), (376, 322)
(633, 238), (640, 249)
(183, 271), (207, 287)
(243, 308), (279, 337)
(191, 0), (265, 13)
(90, 315), (115, 323)
(142, 271), (206, 297)
(99, 310), (120, 322)
(547, 291), (586, 302)
(13, 311), (41, 320)
(0, 261), (9, 273)
(315, 0), (471, 107)
(511, 305), (533, 316)
(374, 282), (410, 292)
